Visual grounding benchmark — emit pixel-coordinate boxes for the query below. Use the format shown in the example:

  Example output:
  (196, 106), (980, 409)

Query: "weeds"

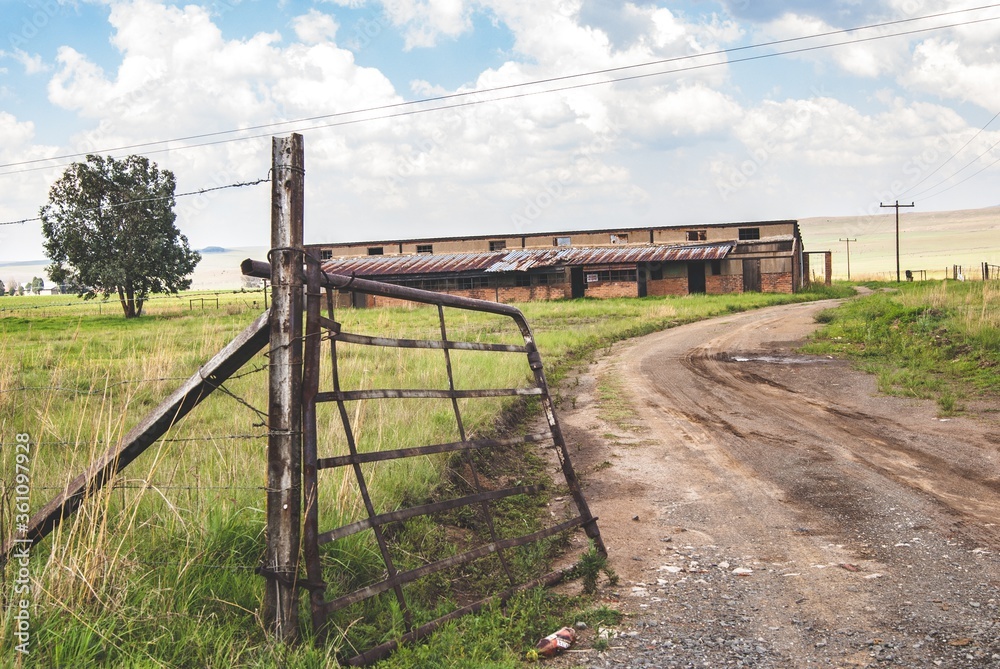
(566, 542), (619, 595)
(804, 281), (999, 414)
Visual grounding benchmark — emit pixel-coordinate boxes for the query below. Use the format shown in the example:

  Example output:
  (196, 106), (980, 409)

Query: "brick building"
(307, 220), (807, 306)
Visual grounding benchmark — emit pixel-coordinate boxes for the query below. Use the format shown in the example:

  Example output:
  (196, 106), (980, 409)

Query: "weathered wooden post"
(263, 133), (304, 641)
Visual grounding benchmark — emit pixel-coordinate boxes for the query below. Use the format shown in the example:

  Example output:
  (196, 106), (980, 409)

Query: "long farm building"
(307, 220), (827, 307)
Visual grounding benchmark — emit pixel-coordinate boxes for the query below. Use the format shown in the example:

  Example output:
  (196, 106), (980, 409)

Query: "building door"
(687, 262), (706, 294)
(637, 264), (648, 298)
(570, 267), (586, 298)
(743, 259), (761, 292)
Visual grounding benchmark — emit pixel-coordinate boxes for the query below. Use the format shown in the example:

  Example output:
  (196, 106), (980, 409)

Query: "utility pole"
(880, 200), (914, 283)
(264, 133), (304, 642)
(839, 238), (857, 281)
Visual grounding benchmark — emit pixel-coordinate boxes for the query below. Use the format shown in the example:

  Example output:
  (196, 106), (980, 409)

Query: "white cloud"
(379, 0), (473, 49)
(0, 112), (37, 153)
(7, 49), (49, 75)
(292, 9), (340, 44)
(754, 13), (908, 78)
(904, 38), (1000, 111)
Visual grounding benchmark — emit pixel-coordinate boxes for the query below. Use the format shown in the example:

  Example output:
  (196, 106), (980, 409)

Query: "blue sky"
(0, 0), (998, 268)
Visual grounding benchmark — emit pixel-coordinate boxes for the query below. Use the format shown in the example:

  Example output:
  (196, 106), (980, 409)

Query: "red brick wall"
(706, 275), (742, 295)
(359, 283), (569, 308)
(496, 285), (568, 303)
(647, 278), (688, 296)
(761, 272), (794, 293)
(584, 281), (638, 298)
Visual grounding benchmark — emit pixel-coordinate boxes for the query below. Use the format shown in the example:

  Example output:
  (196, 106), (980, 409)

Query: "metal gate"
(283, 255), (603, 665)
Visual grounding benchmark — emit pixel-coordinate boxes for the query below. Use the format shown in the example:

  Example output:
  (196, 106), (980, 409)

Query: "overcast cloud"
(0, 0), (997, 262)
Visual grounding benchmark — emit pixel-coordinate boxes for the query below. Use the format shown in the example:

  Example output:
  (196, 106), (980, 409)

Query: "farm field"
(0, 284), (849, 667)
(799, 205), (999, 281)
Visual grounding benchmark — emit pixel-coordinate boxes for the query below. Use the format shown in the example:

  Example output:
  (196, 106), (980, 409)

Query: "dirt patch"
(548, 300), (1000, 667)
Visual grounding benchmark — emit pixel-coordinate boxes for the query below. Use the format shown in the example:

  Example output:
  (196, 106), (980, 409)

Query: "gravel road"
(549, 299), (1000, 668)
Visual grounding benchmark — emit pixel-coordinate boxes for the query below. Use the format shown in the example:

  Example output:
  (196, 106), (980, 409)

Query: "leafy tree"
(40, 155), (200, 318)
(31, 277), (44, 294)
(8, 279), (21, 296)
(0, 279), (5, 296)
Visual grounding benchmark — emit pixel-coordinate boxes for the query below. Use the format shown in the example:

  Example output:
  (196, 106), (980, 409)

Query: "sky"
(0, 0), (998, 266)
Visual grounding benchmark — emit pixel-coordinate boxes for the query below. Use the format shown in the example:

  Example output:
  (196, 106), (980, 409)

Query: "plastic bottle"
(533, 626), (577, 657)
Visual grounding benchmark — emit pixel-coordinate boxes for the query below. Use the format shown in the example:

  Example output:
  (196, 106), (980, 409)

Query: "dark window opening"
(320, 250), (333, 260)
(394, 276), (493, 291)
(514, 273), (531, 287)
(532, 272), (565, 286)
(650, 266), (664, 281)
(591, 269), (637, 282)
(367, 247), (384, 255)
(489, 240), (507, 251)
(687, 230), (707, 241)
(738, 228), (760, 241)
(416, 244), (433, 254)
(710, 260), (722, 275)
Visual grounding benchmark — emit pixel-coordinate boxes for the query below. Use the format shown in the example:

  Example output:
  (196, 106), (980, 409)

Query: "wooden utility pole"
(263, 133), (304, 641)
(839, 238), (857, 281)
(880, 200), (914, 283)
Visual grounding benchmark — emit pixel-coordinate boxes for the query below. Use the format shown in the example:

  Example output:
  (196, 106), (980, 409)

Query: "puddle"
(722, 354), (829, 365)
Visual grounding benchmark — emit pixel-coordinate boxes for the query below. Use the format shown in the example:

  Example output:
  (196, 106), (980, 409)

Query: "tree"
(0, 279), (5, 296)
(31, 277), (44, 294)
(40, 155), (200, 318)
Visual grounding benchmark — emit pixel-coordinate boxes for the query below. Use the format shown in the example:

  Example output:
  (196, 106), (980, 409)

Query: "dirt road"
(555, 299), (1000, 668)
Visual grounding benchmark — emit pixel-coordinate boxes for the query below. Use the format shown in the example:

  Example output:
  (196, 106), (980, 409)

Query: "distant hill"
(799, 206), (998, 280)
(199, 246), (228, 254)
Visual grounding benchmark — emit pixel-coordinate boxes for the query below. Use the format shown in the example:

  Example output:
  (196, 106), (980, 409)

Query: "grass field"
(804, 280), (1000, 415)
(799, 205), (999, 281)
(0, 284), (851, 668)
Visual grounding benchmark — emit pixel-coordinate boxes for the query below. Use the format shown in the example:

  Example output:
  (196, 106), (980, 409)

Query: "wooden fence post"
(263, 133), (304, 641)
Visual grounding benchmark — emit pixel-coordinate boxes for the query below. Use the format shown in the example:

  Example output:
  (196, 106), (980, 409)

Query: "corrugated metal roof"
(321, 243), (734, 277)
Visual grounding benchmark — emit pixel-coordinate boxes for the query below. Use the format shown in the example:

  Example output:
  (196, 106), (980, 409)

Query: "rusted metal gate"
(245, 256), (603, 664)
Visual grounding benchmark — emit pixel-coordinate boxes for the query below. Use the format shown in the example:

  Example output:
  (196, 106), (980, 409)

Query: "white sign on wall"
(586, 274), (599, 283)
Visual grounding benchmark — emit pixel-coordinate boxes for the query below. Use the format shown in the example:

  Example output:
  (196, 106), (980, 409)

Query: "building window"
(710, 260), (722, 275)
(610, 233), (628, 244)
(554, 236), (571, 247)
(687, 230), (707, 241)
(738, 228), (760, 241)
(416, 244), (433, 254)
(590, 269), (637, 282)
(320, 250), (333, 260)
(367, 247), (384, 255)
(489, 240), (507, 251)
(532, 272), (565, 285)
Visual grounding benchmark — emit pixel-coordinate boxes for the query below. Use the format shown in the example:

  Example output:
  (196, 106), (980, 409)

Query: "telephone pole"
(839, 238), (857, 281)
(880, 200), (914, 282)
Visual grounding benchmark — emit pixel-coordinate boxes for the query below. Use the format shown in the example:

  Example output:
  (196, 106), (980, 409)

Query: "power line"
(905, 135), (1000, 200)
(918, 150), (1000, 202)
(898, 109), (1000, 198)
(1, 5), (998, 177)
(0, 176), (269, 227)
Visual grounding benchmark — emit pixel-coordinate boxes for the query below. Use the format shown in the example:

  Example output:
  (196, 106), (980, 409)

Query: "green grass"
(803, 280), (1000, 415)
(0, 284), (847, 667)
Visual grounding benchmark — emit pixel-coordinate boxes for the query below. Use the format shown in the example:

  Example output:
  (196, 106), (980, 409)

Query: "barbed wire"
(0, 177), (270, 227)
(0, 434), (266, 448)
(0, 359), (269, 397)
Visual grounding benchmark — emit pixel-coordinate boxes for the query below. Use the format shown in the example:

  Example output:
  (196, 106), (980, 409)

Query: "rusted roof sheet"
(321, 243), (734, 277)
